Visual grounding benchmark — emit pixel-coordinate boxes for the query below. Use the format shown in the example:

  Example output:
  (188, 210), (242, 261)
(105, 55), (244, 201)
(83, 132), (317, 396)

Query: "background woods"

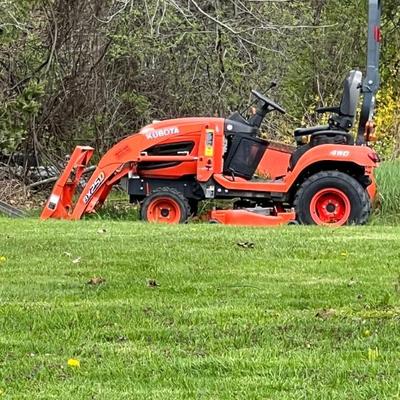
(0, 0), (399, 182)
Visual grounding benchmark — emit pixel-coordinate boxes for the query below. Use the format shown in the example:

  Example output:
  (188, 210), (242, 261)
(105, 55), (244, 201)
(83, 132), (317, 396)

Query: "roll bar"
(357, 0), (382, 145)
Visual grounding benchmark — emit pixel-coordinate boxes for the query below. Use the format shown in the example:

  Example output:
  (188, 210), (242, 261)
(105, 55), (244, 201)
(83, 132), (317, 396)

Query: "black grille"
(139, 141), (195, 170)
(146, 141), (194, 156)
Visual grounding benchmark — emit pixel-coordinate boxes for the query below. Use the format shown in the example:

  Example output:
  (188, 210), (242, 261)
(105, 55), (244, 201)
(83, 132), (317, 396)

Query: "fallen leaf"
(147, 279), (159, 288)
(341, 252), (348, 257)
(72, 257), (81, 264)
(237, 241), (255, 249)
(67, 358), (80, 368)
(348, 277), (357, 287)
(315, 308), (336, 320)
(87, 277), (106, 286)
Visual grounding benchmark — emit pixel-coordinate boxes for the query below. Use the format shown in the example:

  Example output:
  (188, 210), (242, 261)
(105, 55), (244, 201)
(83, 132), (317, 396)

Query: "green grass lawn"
(1, 218), (400, 399)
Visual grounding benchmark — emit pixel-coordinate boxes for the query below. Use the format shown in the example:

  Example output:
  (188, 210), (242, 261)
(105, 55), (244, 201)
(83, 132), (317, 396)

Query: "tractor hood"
(139, 117), (225, 140)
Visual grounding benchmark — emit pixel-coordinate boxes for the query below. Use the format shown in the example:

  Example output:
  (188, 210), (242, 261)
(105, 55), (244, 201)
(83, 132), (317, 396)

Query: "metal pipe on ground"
(0, 200), (26, 218)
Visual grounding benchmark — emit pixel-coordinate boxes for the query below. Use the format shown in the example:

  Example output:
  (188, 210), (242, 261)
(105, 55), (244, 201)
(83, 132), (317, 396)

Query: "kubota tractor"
(41, 0), (382, 227)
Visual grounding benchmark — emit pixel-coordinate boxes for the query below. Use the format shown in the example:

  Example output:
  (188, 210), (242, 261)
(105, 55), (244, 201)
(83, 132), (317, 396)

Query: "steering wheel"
(251, 90), (287, 114)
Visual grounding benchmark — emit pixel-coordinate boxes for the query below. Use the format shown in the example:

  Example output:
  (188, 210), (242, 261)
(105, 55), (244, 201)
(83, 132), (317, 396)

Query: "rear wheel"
(294, 171), (370, 226)
(140, 187), (190, 224)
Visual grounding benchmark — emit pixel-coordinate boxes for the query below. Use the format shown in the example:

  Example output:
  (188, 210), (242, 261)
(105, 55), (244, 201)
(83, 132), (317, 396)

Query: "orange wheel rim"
(147, 197), (181, 224)
(310, 188), (351, 226)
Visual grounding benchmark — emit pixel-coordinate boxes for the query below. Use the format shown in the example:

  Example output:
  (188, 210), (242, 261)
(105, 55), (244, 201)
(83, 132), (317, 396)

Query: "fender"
(286, 144), (378, 201)
(288, 144), (377, 186)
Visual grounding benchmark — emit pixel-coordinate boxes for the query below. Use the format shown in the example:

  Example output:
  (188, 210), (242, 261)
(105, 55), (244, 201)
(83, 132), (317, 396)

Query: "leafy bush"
(374, 87), (400, 159)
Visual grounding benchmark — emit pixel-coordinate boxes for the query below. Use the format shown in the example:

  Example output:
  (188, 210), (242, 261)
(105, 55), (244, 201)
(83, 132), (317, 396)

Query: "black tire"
(294, 171), (371, 226)
(140, 187), (190, 224)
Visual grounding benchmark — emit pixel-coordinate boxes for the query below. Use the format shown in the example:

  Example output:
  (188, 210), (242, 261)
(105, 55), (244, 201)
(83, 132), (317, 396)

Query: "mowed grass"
(1, 219), (400, 399)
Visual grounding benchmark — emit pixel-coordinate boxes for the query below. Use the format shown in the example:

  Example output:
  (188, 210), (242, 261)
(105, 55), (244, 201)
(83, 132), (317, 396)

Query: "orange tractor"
(41, 1), (381, 227)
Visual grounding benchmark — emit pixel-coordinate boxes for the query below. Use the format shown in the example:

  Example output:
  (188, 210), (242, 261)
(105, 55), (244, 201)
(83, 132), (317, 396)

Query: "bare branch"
(189, 0), (282, 54)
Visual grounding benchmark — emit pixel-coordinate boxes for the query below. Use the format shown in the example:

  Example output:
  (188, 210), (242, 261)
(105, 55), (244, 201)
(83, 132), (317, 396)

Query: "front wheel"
(294, 171), (371, 226)
(140, 187), (190, 224)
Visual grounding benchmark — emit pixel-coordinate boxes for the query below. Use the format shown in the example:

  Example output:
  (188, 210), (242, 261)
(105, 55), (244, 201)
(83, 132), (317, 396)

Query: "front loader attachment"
(41, 146), (94, 220)
(41, 143), (135, 220)
(41, 121), (206, 220)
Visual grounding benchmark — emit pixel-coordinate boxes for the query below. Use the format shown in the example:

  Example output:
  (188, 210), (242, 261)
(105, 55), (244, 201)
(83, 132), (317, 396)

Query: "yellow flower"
(67, 358), (80, 368)
(368, 347), (379, 361)
(340, 252), (348, 257)
(0, 256), (6, 263)
(363, 329), (371, 337)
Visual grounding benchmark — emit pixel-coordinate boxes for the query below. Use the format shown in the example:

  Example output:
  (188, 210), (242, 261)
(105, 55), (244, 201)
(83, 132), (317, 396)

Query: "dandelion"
(67, 358), (80, 368)
(340, 252), (348, 257)
(0, 256), (6, 263)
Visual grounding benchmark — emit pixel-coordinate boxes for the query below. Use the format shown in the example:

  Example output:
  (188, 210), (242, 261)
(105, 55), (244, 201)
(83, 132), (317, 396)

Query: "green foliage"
(0, 80), (44, 152)
(374, 87), (400, 158)
(371, 1), (400, 158)
(374, 161), (400, 223)
(119, 90), (151, 117)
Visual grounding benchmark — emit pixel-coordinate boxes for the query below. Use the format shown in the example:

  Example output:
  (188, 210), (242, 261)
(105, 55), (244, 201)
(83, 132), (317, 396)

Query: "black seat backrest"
(339, 70), (363, 117)
(331, 70), (363, 131)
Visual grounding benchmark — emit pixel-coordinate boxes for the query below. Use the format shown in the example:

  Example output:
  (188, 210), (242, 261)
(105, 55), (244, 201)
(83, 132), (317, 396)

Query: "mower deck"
(210, 208), (296, 226)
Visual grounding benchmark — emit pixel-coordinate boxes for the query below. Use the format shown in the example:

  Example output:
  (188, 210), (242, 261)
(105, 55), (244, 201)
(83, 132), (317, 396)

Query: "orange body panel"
(258, 143), (294, 179)
(367, 175), (377, 201)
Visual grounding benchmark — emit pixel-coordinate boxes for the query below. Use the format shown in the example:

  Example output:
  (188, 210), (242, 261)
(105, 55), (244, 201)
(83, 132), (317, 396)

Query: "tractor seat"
(293, 70), (363, 143)
(289, 70), (362, 171)
(294, 125), (330, 138)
